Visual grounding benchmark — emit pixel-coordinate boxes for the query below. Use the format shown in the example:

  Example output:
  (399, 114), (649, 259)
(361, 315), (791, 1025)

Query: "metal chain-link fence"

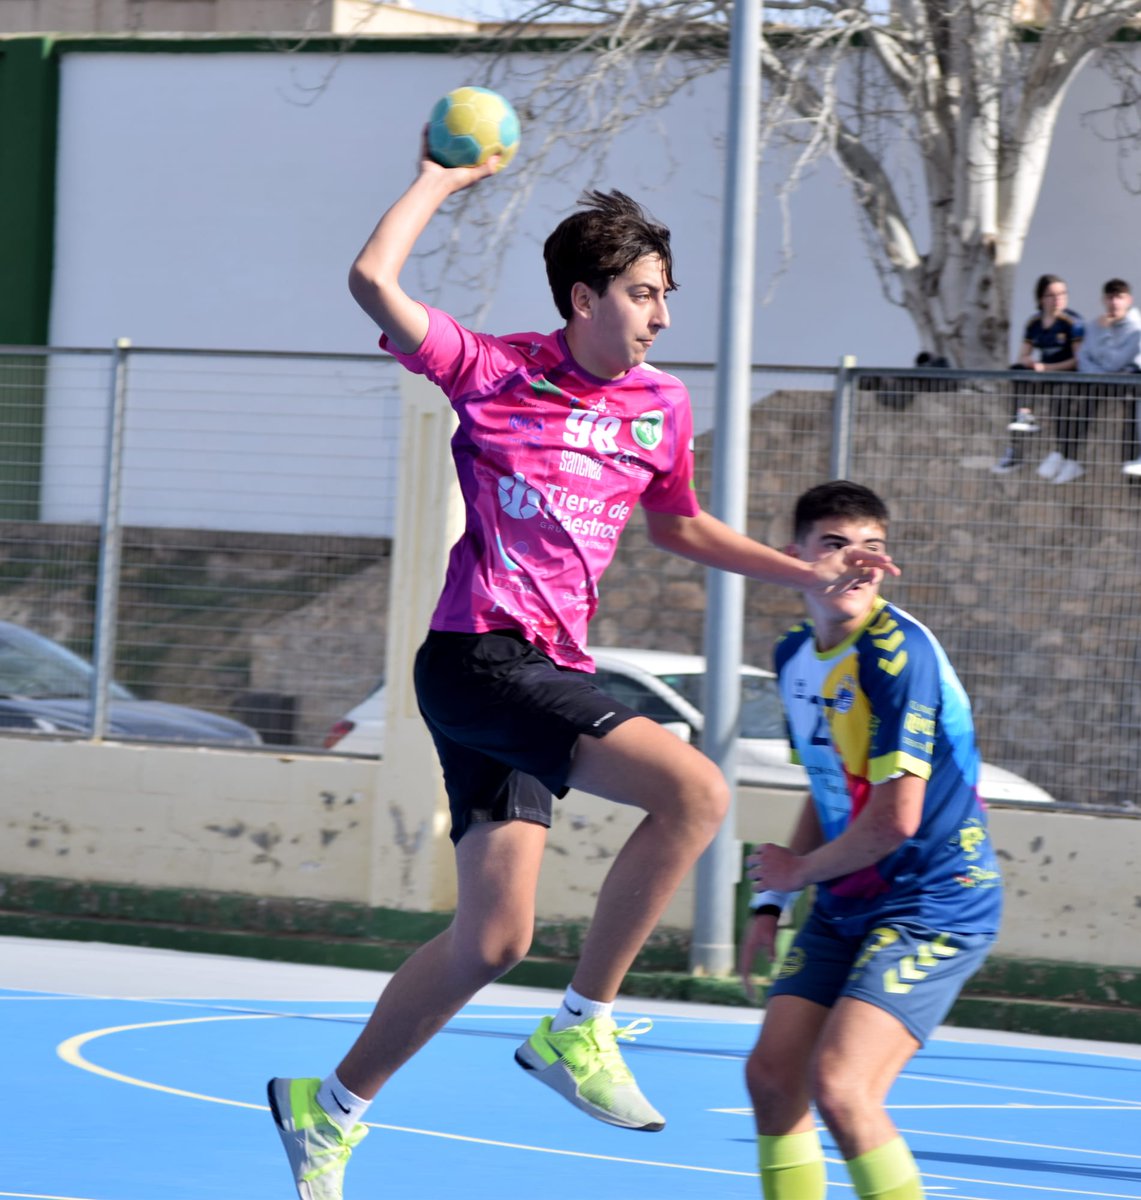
(1, 346), (1137, 811)
(0, 344), (400, 752)
(602, 362), (1141, 813)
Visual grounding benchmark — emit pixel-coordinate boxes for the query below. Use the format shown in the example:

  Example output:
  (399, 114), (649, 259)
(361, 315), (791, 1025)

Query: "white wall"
(42, 45), (1141, 535)
(50, 47), (1141, 369)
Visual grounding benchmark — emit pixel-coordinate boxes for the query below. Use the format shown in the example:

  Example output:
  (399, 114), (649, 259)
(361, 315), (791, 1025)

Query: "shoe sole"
(514, 1043), (665, 1131)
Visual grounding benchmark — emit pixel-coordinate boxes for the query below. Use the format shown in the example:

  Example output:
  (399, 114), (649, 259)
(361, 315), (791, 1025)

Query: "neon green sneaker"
(514, 1015), (665, 1131)
(267, 1077), (368, 1200)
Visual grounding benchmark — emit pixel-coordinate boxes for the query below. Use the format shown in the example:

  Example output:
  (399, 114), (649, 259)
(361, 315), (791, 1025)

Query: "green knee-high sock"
(757, 1129), (826, 1200)
(846, 1136), (924, 1199)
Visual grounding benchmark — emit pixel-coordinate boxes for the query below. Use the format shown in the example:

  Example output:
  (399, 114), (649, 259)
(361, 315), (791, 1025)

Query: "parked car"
(324, 645), (1053, 804)
(0, 620), (261, 746)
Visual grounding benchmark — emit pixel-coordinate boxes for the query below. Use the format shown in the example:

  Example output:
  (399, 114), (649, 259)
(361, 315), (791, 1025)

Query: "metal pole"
(831, 354), (857, 480)
(90, 337), (131, 741)
(690, 0), (762, 976)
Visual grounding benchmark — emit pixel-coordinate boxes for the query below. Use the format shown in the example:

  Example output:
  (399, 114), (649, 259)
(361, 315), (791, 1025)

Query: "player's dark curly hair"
(543, 189), (677, 320)
(793, 481), (890, 543)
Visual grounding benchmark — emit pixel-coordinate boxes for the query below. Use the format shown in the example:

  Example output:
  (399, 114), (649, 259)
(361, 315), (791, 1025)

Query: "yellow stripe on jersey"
(870, 605), (908, 673)
(868, 607), (896, 637)
(872, 628), (905, 653)
(878, 650), (908, 676)
(870, 749), (932, 783)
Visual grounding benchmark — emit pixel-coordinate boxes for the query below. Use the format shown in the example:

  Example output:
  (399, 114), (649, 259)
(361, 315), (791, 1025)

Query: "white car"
(324, 645), (1054, 804)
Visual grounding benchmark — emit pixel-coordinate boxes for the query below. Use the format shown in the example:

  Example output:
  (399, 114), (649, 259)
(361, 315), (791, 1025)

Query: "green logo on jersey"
(632, 410), (664, 450)
(530, 377), (570, 399)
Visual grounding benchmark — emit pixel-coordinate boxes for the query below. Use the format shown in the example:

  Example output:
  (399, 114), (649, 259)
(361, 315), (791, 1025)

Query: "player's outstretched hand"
(809, 544), (900, 596)
(738, 911), (779, 1002)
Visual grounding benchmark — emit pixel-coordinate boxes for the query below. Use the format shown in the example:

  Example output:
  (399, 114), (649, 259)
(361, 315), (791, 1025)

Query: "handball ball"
(427, 86), (520, 169)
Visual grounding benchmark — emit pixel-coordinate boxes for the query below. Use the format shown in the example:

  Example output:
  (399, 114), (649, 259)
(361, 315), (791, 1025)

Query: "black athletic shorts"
(413, 628), (641, 844)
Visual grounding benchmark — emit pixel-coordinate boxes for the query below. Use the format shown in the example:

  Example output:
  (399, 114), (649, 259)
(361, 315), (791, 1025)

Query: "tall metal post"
(690, 0), (762, 975)
(90, 337), (131, 741)
(831, 354), (857, 480)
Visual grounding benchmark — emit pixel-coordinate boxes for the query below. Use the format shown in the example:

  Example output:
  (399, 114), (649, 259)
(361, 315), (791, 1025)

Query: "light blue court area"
(2, 938), (1140, 1200)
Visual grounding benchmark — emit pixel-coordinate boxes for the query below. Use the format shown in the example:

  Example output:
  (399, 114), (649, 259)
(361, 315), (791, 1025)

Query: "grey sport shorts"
(413, 628), (641, 844)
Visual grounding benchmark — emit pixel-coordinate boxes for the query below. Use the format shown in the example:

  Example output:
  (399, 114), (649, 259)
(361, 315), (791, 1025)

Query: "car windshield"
(660, 672), (786, 740)
(0, 627), (132, 701)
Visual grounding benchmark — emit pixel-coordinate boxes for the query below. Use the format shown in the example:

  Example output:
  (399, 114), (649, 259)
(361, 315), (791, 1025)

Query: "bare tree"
(473, 0), (1141, 366)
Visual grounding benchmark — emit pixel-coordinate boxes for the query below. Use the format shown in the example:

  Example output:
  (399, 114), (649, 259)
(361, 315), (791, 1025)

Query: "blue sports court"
(3, 936), (1140, 1200)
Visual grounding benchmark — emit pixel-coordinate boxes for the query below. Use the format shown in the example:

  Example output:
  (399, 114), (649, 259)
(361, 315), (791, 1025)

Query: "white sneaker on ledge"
(1036, 451), (1064, 480)
(1051, 458), (1085, 485)
(1008, 408), (1039, 433)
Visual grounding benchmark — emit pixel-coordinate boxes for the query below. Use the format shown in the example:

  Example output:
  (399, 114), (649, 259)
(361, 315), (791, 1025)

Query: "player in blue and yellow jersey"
(739, 481), (1002, 1200)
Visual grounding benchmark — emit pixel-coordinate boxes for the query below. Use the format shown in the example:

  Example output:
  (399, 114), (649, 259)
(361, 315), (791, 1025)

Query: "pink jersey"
(383, 305), (699, 670)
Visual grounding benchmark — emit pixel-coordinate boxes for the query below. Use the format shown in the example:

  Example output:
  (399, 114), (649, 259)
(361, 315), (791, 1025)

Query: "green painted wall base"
(1, 874), (1138, 1043)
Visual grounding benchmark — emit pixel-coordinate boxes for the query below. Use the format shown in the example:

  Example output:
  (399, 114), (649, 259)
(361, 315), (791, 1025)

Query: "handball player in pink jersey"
(267, 142), (895, 1200)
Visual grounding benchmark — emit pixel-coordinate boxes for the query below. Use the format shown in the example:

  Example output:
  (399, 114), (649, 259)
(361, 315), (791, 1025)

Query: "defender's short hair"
(792, 481), (890, 543)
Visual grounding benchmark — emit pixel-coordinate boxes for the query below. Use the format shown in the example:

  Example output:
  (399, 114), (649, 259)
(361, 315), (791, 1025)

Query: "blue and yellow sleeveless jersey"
(774, 596), (1002, 936)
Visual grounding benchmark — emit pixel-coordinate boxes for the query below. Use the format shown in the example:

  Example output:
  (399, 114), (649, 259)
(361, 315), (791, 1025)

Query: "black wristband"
(752, 904), (782, 919)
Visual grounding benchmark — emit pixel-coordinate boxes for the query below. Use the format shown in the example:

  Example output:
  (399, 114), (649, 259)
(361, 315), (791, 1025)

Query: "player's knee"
(704, 766), (732, 822)
(472, 926), (533, 981)
(678, 762), (731, 836)
(745, 1044), (798, 1117)
(811, 1069), (865, 1133)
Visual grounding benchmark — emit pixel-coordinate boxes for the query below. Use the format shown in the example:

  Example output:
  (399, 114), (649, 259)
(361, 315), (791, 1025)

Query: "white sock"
(550, 984), (613, 1032)
(316, 1071), (371, 1134)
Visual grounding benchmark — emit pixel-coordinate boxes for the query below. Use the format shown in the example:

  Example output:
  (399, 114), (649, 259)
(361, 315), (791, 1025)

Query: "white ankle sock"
(550, 984), (613, 1032)
(316, 1071), (371, 1134)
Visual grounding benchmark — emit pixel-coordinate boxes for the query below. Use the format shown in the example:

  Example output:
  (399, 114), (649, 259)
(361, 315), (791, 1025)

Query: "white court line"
(901, 1070), (1141, 1108)
(713, 1104), (1141, 1114)
(53, 1011), (1141, 1199)
(937, 1195), (1137, 1200)
(916, 1169), (1141, 1199)
(0, 1192), (105, 1200)
(895, 1125), (1141, 1162)
(56, 1014), (764, 1181)
(892, 1104), (1140, 1110)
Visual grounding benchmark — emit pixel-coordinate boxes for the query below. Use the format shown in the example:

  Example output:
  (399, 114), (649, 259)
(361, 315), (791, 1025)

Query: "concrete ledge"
(3, 874), (1139, 1044)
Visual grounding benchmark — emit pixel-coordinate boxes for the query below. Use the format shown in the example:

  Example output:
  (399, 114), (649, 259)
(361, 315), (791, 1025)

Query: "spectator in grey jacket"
(1079, 280), (1141, 478)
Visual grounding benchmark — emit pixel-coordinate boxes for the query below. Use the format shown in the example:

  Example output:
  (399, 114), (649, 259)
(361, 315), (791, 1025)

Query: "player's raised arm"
(348, 147), (501, 353)
(643, 508), (898, 592)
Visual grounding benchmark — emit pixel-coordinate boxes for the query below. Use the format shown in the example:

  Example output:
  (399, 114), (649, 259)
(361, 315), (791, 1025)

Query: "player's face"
(569, 255), (671, 379)
(794, 516), (889, 637)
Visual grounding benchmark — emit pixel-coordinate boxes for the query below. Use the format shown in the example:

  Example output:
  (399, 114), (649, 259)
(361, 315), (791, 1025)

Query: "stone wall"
(595, 384), (1141, 811)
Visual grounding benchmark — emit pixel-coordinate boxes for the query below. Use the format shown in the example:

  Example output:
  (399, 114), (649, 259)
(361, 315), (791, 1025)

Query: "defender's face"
(794, 516), (889, 635)
(571, 255), (671, 379)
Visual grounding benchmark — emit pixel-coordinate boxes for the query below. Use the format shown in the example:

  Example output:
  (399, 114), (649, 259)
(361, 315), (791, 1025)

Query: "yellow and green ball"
(427, 86), (520, 169)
